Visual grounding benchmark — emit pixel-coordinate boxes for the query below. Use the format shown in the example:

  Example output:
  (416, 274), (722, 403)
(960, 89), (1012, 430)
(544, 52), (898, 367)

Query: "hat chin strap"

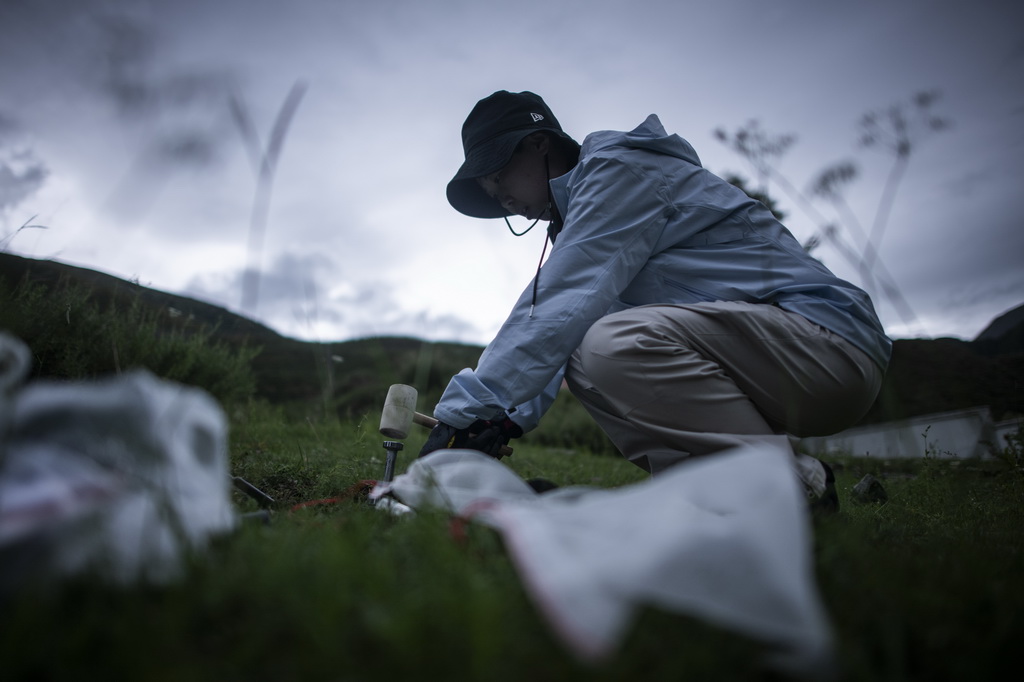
(503, 153), (553, 237)
(504, 214), (541, 237)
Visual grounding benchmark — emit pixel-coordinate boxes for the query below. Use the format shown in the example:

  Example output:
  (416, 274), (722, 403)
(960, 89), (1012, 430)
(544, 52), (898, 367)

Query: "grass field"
(2, 402), (1022, 682)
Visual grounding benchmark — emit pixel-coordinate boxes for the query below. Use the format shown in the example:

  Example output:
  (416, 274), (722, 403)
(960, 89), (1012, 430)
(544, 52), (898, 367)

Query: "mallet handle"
(412, 411), (438, 429)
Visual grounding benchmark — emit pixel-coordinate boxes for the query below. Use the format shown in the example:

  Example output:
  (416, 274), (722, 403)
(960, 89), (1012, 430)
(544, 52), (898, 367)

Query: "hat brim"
(447, 128), (578, 219)
(446, 128), (534, 219)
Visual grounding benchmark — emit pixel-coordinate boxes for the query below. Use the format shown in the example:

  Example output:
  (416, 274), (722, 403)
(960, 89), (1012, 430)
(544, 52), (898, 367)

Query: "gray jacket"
(434, 115), (891, 431)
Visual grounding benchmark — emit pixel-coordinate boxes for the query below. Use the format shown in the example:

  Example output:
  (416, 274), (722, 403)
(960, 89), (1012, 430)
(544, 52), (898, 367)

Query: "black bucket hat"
(446, 90), (579, 219)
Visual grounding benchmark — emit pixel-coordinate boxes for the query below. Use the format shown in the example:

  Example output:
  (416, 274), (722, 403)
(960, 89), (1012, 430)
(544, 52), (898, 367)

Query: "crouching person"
(419, 90), (888, 512)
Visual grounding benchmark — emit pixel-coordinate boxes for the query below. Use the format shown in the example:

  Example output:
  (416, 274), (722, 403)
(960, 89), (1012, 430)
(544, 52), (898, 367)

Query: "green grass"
(812, 457), (1024, 681)
(2, 271), (1022, 679)
(2, 403), (1023, 681)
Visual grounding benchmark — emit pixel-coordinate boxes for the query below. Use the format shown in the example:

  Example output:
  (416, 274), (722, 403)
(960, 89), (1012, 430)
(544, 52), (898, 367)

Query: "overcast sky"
(1, 0), (1022, 347)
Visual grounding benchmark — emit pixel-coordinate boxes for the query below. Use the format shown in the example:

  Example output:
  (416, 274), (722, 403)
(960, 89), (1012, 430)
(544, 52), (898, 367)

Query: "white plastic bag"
(372, 445), (836, 678)
(0, 333), (237, 587)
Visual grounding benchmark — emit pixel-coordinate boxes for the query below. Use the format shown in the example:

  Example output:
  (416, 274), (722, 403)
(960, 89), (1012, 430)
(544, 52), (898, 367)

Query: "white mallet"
(379, 383), (418, 439)
(378, 384), (418, 482)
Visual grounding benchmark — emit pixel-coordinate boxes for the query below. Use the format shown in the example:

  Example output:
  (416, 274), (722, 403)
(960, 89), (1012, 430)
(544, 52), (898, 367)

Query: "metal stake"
(382, 440), (403, 483)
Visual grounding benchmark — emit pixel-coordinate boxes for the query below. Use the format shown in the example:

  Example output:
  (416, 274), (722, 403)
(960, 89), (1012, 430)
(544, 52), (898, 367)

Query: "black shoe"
(809, 460), (839, 514)
(526, 478), (559, 493)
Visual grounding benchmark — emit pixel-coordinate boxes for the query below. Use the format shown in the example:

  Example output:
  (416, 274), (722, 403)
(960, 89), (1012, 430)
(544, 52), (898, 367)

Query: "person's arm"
(433, 151), (676, 429)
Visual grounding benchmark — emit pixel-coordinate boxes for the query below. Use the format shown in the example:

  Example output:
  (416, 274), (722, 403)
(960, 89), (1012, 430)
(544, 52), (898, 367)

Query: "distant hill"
(972, 302), (1024, 357)
(1, 252), (1021, 424)
(0, 252), (484, 418)
(862, 336), (1022, 424)
(846, 302), (1024, 424)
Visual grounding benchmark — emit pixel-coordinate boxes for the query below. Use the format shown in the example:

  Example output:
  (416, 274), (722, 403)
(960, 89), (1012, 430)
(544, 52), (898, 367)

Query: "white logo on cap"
(530, 113), (545, 123)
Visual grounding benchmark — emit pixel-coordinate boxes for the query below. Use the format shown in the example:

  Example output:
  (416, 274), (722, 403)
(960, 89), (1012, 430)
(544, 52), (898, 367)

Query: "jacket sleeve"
(432, 151), (709, 429)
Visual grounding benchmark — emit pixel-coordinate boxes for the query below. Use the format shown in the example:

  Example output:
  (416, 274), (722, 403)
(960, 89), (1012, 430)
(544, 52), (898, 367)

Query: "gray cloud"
(184, 249), (487, 344)
(2, 0), (1022, 344)
(0, 116), (48, 216)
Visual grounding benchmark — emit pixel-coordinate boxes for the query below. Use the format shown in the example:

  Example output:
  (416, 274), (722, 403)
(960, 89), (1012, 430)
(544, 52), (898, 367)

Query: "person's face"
(477, 134), (553, 221)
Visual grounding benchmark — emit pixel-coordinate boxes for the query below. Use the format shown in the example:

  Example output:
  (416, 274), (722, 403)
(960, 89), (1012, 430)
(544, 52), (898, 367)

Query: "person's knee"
(564, 346), (589, 396)
(565, 316), (629, 401)
(573, 314), (637, 386)
(573, 309), (681, 398)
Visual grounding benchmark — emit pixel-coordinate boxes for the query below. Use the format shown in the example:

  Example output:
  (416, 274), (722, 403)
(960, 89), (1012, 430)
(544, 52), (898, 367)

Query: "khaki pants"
(565, 302), (882, 482)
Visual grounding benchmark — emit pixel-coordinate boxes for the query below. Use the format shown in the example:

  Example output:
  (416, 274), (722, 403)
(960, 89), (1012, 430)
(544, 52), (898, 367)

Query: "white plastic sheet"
(0, 333), (236, 587)
(372, 445), (836, 678)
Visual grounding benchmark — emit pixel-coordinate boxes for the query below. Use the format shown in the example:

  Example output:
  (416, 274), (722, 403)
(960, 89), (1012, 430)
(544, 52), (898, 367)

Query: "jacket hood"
(580, 114), (702, 167)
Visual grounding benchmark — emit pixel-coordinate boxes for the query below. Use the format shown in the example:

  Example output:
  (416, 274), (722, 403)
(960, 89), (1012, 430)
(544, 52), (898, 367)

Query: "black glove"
(418, 414), (522, 460)
(464, 415), (523, 459)
(418, 422), (471, 458)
